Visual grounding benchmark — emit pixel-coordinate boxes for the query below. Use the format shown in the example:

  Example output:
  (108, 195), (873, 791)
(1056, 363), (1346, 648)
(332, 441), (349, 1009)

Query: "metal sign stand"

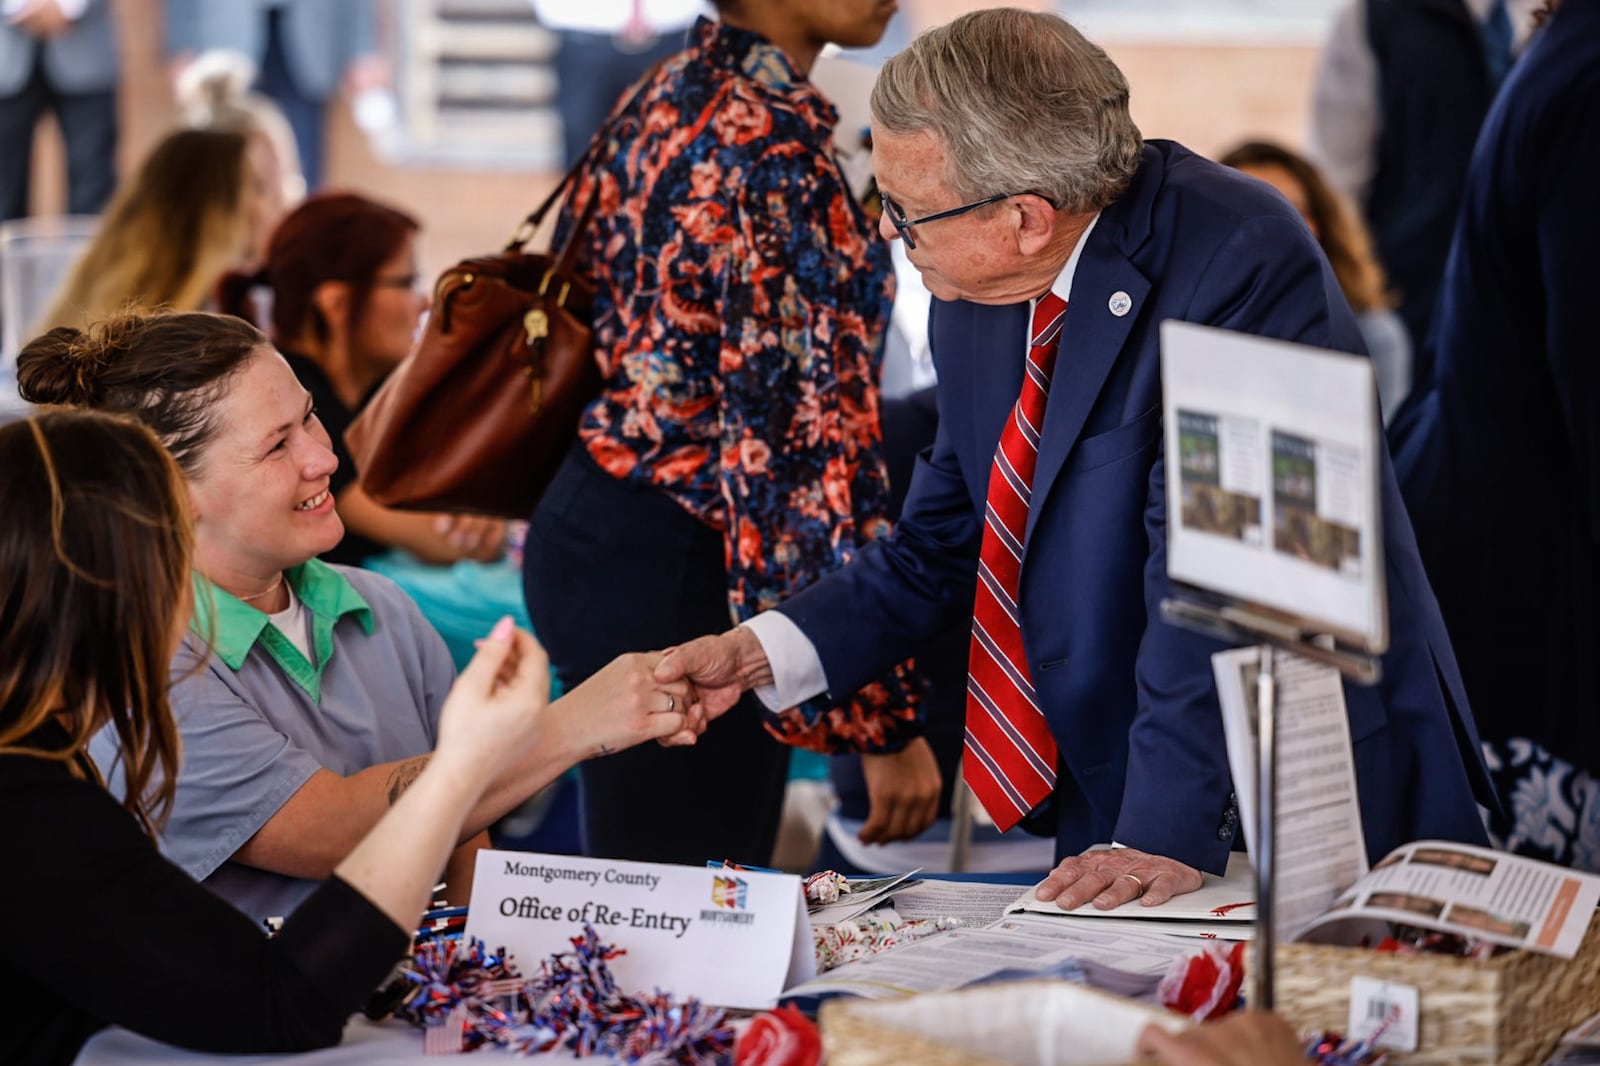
(1160, 594), (1380, 1011)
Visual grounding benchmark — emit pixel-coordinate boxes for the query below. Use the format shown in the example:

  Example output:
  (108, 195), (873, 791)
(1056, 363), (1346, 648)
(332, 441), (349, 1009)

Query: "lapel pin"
(1108, 291), (1132, 317)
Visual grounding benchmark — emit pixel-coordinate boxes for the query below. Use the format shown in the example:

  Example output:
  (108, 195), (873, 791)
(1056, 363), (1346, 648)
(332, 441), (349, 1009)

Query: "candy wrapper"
(802, 870), (849, 906)
(811, 908), (961, 972)
(397, 924), (733, 1061)
(1157, 940), (1245, 1022)
(734, 1005), (822, 1066)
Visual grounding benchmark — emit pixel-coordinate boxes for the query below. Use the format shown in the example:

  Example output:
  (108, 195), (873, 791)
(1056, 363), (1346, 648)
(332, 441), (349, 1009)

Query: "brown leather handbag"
(344, 158), (604, 521)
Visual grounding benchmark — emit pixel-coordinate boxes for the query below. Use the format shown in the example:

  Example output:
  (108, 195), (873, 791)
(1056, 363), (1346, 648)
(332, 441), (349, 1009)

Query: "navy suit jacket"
(777, 141), (1493, 873)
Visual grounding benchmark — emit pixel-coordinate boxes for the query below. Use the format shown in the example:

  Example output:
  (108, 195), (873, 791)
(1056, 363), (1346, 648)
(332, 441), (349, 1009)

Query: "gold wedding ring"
(666, 692), (676, 715)
(1120, 873), (1145, 892)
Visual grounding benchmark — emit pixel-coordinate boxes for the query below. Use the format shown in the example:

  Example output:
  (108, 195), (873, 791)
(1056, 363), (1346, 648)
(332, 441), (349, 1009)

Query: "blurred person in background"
(0, 0), (117, 223)
(216, 191), (532, 670)
(529, 0), (707, 168)
(522, 0), (940, 867)
(176, 48), (308, 216)
(35, 128), (279, 334)
(165, 0), (384, 190)
(1219, 139), (1410, 422)
(1389, 0), (1600, 871)
(1309, 0), (1542, 360)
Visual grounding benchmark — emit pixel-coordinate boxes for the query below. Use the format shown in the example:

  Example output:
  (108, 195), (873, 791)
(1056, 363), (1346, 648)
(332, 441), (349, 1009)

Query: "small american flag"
(424, 1003), (470, 1055)
(478, 977), (524, 1000)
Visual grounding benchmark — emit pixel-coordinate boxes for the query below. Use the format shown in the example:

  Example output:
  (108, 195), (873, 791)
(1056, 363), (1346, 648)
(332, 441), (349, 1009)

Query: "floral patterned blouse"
(562, 17), (921, 753)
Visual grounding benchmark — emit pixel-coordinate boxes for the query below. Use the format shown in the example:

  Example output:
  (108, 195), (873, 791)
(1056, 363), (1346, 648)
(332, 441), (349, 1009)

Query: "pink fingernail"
(488, 616), (514, 643)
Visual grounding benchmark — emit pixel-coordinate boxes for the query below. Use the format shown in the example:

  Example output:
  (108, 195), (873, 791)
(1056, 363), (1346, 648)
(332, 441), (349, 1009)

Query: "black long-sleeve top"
(0, 729), (408, 1065)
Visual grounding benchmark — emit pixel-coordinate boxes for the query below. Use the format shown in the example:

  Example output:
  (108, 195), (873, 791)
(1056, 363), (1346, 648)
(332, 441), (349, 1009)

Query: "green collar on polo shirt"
(190, 559), (374, 703)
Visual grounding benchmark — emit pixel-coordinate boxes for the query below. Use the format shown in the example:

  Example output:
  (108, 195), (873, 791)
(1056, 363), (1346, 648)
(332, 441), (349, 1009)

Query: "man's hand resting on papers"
(1032, 847), (1204, 910)
(1137, 1011), (1304, 1065)
(859, 737), (941, 845)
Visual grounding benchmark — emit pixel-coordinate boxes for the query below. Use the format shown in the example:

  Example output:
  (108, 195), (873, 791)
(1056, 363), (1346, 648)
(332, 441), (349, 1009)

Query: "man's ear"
(1014, 194), (1062, 256)
(311, 280), (352, 331)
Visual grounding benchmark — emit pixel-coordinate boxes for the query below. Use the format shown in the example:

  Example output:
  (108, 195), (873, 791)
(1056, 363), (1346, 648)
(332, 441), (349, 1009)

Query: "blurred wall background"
(22, 0), (1331, 280)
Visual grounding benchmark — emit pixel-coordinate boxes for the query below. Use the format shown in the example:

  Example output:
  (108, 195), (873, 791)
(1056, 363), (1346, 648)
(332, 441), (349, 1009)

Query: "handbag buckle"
(524, 308), (549, 343)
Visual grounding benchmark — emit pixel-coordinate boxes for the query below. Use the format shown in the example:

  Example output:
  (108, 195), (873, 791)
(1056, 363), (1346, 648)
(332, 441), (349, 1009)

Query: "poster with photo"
(1178, 409), (1263, 544)
(1161, 322), (1386, 651)
(1270, 431), (1362, 577)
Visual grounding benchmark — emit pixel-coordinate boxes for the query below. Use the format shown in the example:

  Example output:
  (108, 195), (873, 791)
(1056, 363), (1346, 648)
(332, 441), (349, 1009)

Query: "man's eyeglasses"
(881, 192), (1022, 249)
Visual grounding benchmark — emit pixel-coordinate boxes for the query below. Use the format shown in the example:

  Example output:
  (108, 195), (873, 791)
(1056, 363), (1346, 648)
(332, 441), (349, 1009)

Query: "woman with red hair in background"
(217, 193), (533, 667)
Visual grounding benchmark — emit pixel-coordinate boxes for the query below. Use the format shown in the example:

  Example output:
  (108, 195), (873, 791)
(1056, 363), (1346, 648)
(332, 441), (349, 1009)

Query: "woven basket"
(820, 979), (1182, 1066)
(1276, 911), (1600, 1065)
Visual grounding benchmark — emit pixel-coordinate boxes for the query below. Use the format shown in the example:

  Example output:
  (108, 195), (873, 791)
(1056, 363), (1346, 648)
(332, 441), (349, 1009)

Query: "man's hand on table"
(1032, 846), (1204, 910)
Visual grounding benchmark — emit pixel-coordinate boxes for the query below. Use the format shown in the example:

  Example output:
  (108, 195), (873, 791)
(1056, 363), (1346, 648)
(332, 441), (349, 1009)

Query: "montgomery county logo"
(711, 875), (748, 910)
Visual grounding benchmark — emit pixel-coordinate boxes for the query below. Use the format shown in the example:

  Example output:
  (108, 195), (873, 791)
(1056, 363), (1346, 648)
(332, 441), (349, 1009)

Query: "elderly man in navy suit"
(0, 0), (118, 222)
(657, 7), (1493, 908)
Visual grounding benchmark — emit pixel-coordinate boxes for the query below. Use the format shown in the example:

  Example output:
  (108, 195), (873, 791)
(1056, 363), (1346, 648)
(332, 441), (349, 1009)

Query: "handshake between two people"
(435, 625), (711, 792)
(445, 624), (939, 844)
(649, 629), (950, 848)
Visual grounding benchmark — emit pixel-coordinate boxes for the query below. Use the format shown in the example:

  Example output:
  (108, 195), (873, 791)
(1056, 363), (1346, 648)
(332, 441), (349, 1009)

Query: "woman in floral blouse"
(522, 0), (941, 865)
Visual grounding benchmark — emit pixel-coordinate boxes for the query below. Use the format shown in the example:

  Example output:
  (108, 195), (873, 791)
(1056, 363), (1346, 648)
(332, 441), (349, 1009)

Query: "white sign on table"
(465, 850), (814, 1009)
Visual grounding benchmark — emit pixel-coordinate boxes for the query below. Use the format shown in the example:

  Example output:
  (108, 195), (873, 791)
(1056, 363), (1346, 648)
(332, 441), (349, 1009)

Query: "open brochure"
(1004, 851), (1255, 925)
(1297, 840), (1600, 958)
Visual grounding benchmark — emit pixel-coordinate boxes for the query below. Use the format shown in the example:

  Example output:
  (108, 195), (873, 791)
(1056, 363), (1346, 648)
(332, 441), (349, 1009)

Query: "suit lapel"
(1024, 247), (1151, 549)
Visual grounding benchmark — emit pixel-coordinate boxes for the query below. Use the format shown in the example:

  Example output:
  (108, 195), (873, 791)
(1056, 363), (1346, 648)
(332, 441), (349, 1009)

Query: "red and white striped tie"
(963, 292), (1068, 832)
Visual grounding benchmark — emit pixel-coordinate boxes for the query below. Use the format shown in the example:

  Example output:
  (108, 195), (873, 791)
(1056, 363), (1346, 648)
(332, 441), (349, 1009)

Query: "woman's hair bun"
(175, 49), (256, 128)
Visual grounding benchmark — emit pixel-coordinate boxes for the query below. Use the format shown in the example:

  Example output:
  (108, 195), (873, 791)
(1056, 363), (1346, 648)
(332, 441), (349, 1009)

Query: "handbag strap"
(504, 59), (671, 256)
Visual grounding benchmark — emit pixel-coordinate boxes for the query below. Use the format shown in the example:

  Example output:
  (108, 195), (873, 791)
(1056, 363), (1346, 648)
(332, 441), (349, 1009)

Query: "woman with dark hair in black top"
(0, 408), (564, 1065)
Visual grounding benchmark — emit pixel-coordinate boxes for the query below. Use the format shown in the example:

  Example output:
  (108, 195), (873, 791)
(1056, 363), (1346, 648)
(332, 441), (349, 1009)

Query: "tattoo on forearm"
(386, 756), (430, 805)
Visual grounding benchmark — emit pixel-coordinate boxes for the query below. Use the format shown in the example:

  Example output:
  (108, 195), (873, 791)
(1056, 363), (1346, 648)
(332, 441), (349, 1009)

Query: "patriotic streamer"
(396, 925), (732, 1061)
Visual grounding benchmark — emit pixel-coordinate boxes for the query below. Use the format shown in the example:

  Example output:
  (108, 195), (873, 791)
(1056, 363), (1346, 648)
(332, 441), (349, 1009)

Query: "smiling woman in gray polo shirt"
(19, 309), (701, 927)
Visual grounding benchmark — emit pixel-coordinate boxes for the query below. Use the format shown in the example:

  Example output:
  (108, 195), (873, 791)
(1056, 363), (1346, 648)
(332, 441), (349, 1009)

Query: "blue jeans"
(0, 43), (116, 221)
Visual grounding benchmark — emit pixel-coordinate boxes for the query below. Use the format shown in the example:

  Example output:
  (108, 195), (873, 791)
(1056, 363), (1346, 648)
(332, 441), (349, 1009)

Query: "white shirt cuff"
(740, 613), (828, 712)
